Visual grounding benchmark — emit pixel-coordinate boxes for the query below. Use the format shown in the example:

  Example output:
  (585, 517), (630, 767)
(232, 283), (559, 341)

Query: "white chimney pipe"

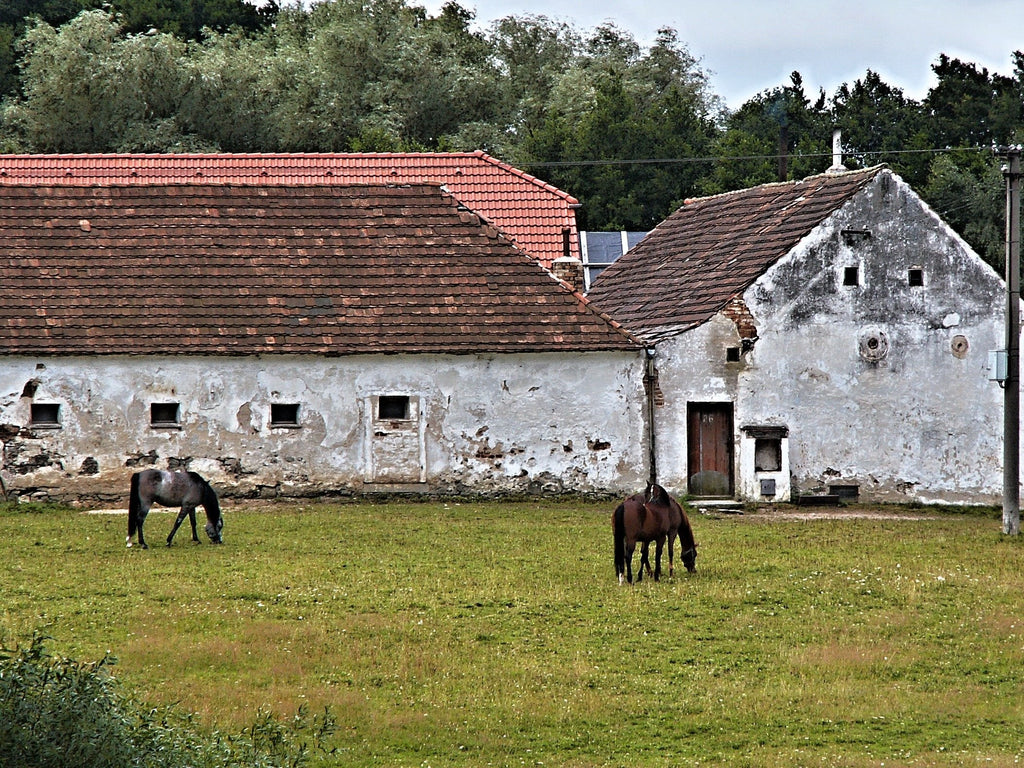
(828, 129), (845, 173)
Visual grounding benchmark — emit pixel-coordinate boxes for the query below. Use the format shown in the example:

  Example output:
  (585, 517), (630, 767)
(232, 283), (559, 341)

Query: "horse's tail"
(612, 503), (626, 577)
(127, 472), (141, 539)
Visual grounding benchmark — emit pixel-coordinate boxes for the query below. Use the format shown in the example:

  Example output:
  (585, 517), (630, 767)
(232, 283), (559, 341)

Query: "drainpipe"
(644, 347), (658, 485)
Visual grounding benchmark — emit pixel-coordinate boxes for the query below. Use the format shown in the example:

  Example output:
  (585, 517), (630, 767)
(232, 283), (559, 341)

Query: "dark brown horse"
(612, 483), (697, 584)
(644, 482), (697, 577)
(612, 492), (670, 585)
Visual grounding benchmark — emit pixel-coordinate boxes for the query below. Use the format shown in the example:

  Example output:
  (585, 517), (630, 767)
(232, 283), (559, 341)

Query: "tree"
(831, 69), (931, 187)
(112, 0), (276, 41)
(914, 53), (1024, 270)
(0, 0), (274, 100)
(515, 24), (720, 230)
(2, 10), (195, 152)
(924, 53), (1018, 149)
(486, 13), (580, 151)
(704, 71), (830, 194)
(0, 1), (104, 97)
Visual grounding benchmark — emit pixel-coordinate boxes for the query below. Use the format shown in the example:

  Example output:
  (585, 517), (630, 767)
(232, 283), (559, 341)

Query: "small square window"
(270, 403), (301, 427)
(726, 347), (741, 363)
(754, 438), (782, 472)
(150, 402), (180, 428)
(843, 266), (859, 286)
(378, 395), (409, 420)
(908, 268), (924, 287)
(30, 403), (61, 428)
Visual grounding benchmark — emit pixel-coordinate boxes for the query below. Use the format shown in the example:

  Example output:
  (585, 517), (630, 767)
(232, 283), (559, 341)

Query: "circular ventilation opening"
(951, 335), (969, 359)
(858, 329), (889, 362)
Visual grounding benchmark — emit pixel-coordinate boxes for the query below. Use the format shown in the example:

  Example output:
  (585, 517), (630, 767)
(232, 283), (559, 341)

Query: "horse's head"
(681, 544), (698, 573)
(201, 482), (224, 544)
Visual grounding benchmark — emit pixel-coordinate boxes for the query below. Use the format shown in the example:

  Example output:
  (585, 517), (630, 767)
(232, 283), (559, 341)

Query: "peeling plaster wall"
(0, 351), (649, 503)
(653, 170), (1008, 504)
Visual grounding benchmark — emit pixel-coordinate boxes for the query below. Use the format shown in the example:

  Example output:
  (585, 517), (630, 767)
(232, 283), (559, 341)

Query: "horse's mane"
(187, 471), (220, 517)
(647, 483), (671, 506)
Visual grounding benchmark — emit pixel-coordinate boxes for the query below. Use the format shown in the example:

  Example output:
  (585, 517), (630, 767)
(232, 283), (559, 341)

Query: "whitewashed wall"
(651, 171), (1008, 504)
(0, 351), (649, 502)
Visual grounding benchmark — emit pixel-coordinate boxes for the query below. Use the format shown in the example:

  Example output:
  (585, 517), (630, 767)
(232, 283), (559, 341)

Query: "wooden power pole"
(999, 145), (1022, 536)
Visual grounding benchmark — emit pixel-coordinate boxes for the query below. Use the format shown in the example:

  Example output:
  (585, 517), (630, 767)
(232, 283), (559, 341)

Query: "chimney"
(827, 128), (846, 173)
(551, 256), (585, 293)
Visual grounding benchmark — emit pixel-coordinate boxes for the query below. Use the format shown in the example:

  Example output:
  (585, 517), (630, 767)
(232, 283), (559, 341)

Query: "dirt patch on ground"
(721, 504), (947, 521)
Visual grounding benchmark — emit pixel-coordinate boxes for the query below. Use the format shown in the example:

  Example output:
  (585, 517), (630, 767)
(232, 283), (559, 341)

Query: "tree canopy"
(0, 0), (1021, 270)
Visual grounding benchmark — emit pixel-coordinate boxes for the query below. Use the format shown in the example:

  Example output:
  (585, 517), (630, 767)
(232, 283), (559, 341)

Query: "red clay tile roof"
(0, 151), (580, 268)
(586, 167), (883, 339)
(0, 182), (639, 356)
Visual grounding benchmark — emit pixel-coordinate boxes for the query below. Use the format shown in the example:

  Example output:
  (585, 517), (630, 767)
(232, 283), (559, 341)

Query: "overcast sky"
(418, 0), (1024, 109)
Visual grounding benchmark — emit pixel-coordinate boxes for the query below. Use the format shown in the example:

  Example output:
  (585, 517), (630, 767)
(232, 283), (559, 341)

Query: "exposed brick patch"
(722, 297), (759, 339)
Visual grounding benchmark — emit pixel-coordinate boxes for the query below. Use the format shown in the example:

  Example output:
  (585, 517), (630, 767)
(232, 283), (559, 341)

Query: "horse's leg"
(654, 537), (665, 582)
(636, 541), (647, 583)
(668, 531), (677, 578)
(166, 506), (191, 546)
(187, 506), (200, 543)
(625, 540), (636, 584)
(137, 507), (149, 550)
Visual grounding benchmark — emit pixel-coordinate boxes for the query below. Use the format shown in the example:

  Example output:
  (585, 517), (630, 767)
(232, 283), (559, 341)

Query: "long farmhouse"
(0, 181), (646, 502)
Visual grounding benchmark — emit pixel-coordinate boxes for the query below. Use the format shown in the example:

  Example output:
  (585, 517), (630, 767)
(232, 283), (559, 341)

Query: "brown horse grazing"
(643, 483), (697, 576)
(612, 493), (672, 585)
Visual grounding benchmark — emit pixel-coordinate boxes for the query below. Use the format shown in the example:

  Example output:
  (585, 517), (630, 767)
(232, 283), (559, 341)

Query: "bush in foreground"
(0, 635), (335, 768)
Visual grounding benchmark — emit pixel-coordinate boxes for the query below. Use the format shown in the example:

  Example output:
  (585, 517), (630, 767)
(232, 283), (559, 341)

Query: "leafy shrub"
(0, 635), (335, 768)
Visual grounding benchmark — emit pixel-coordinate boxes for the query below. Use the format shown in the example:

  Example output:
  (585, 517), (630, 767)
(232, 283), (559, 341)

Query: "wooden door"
(687, 402), (734, 497)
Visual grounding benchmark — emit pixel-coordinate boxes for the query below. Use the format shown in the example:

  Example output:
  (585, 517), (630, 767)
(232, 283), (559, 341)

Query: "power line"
(522, 145), (989, 169)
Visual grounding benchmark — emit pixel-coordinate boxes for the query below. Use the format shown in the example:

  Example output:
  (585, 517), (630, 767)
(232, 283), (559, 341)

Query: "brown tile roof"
(586, 167), (884, 339)
(0, 182), (639, 356)
(0, 152), (580, 268)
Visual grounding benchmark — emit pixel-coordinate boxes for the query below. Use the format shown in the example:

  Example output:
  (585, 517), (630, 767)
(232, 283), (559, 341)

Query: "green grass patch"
(2, 500), (1023, 766)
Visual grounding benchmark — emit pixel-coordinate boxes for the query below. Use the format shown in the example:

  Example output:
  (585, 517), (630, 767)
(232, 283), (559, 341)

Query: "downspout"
(644, 346), (658, 485)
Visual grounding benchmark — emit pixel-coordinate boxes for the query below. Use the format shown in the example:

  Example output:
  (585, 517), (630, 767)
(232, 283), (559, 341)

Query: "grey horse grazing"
(127, 469), (223, 549)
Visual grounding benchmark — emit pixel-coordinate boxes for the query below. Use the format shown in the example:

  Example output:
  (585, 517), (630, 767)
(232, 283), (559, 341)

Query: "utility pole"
(998, 145), (1022, 536)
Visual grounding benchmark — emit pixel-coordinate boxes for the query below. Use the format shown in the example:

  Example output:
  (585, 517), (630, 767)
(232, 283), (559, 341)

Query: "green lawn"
(2, 500), (1023, 766)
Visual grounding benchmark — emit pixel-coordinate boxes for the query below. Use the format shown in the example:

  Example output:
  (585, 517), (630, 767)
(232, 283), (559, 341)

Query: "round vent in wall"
(951, 335), (969, 359)
(858, 328), (889, 362)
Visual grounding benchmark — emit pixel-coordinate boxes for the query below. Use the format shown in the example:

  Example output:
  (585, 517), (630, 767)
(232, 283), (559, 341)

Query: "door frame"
(686, 401), (735, 498)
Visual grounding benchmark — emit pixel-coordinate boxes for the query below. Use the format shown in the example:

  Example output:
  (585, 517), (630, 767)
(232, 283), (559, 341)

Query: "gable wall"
(0, 352), (649, 503)
(653, 170), (1008, 504)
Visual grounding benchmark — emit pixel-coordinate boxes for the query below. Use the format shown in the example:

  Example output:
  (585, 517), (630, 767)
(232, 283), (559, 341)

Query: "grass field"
(2, 498), (1023, 767)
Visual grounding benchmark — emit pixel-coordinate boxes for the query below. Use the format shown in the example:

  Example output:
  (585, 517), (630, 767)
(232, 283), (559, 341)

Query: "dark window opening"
(908, 268), (924, 287)
(726, 347), (741, 362)
(378, 395), (410, 420)
(271, 403), (301, 427)
(31, 403), (61, 427)
(841, 229), (872, 245)
(754, 438), (782, 472)
(843, 266), (859, 286)
(150, 402), (180, 427)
